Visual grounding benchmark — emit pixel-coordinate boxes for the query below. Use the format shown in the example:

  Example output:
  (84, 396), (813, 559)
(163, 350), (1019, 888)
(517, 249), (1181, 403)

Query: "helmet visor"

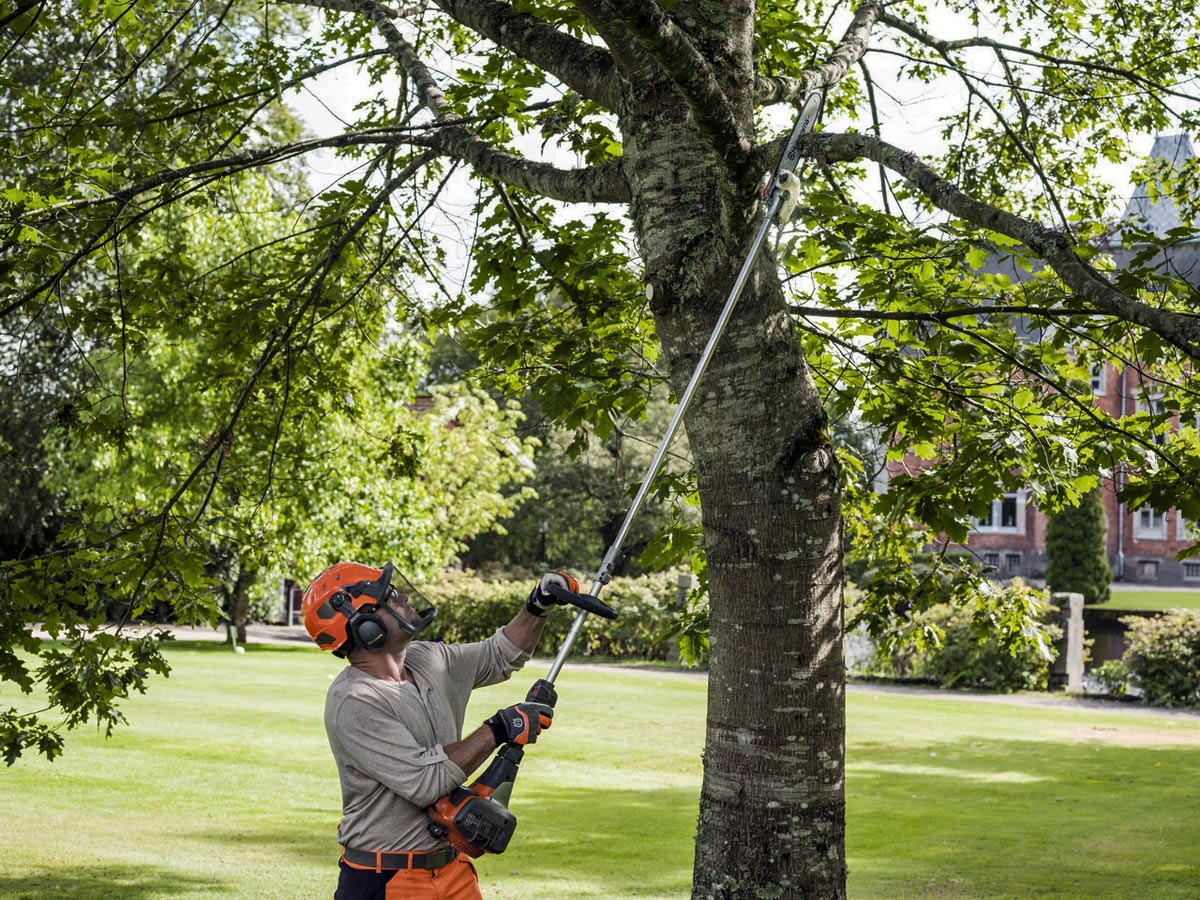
(374, 563), (438, 637)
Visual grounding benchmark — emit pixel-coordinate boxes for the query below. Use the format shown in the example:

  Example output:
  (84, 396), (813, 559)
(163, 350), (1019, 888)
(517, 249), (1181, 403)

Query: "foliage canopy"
(5, 0), (1200, 895)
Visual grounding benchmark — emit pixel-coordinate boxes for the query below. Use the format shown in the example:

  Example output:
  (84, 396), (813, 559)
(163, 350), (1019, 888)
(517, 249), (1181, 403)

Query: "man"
(302, 561), (577, 900)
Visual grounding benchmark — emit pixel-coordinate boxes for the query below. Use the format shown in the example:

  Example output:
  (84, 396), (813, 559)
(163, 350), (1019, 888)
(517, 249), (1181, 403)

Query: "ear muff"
(330, 591), (388, 651)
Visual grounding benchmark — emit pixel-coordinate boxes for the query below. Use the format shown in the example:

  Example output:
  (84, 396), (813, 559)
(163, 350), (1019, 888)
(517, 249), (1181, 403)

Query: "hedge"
(415, 570), (694, 663)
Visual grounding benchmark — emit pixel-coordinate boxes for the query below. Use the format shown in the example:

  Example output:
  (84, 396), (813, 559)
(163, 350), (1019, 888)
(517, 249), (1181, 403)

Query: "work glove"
(526, 569), (580, 617)
(485, 702), (554, 746)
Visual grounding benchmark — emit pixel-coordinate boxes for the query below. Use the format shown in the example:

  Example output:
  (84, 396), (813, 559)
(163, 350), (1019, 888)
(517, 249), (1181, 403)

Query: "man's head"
(302, 561), (437, 656)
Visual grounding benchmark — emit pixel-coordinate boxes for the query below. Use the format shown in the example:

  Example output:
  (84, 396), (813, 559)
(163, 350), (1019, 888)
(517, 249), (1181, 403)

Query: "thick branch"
(755, 0), (883, 106)
(572, 0), (661, 84)
(280, 0), (630, 201)
(802, 131), (1200, 360)
(16, 125), (628, 227)
(431, 0), (620, 108)
(418, 126), (629, 202)
(288, 0), (448, 116)
(787, 304), (1096, 322)
(604, 0), (749, 165)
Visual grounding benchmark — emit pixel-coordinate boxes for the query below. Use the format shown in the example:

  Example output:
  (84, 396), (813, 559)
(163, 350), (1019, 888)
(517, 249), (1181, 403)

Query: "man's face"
(380, 584), (425, 630)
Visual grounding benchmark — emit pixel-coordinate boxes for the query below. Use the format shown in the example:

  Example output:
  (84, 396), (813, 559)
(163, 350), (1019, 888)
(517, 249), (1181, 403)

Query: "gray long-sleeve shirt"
(325, 628), (529, 852)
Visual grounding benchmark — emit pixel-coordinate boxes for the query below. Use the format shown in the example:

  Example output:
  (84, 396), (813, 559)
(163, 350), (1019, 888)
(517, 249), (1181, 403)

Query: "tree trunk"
(623, 66), (846, 897)
(224, 567), (255, 646)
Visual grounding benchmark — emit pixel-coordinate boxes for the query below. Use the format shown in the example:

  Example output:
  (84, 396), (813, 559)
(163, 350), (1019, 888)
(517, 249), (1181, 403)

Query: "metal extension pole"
(544, 93), (823, 685)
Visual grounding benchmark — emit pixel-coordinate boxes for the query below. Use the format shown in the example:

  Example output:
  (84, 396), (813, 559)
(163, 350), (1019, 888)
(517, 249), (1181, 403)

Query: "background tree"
(462, 384), (694, 574)
(0, 314), (76, 561)
(0, 2), (535, 756)
(5, 2), (1200, 899)
(1046, 488), (1112, 606)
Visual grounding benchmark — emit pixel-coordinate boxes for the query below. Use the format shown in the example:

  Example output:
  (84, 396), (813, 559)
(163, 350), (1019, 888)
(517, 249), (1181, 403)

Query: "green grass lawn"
(1094, 589), (1200, 611)
(2, 642), (1198, 899)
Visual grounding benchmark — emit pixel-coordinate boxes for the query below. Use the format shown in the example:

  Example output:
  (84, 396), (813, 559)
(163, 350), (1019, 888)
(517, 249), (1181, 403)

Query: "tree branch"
(282, 0), (631, 200)
(286, 0), (449, 116)
(878, 12), (1073, 233)
(572, 0), (662, 84)
(4, 122), (626, 318)
(755, 0), (883, 106)
(787, 303), (1096, 322)
(603, 0), (749, 166)
(801, 131), (1200, 360)
(14, 120), (629, 233)
(878, 11), (1200, 104)
(416, 126), (630, 201)
(429, 0), (620, 108)
(857, 57), (892, 216)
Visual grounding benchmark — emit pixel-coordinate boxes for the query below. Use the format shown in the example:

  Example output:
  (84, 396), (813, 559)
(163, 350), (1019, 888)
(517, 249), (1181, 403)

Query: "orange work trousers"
(335, 856), (481, 900)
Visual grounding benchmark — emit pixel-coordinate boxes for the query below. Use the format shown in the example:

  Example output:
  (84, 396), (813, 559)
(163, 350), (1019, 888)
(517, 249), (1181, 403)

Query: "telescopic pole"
(543, 93), (824, 684)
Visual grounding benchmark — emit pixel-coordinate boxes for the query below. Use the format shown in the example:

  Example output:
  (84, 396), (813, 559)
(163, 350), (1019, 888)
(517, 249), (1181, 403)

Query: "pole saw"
(427, 91), (825, 858)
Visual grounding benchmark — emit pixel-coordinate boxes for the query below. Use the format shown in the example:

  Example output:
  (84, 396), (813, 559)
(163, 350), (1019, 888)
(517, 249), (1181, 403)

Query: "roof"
(1111, 134), (1200, 242)
(967, 134), (1200, 341)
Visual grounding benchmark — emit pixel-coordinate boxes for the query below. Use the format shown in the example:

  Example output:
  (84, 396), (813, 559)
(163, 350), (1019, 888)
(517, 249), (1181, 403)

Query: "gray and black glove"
(485, 702), (554, 746)
(526, 569), (580, 616)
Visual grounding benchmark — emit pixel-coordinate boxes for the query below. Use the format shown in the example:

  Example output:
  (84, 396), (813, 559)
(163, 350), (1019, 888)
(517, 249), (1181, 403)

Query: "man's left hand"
(526, 570), (580, 616)
(485, 702), (554, 746)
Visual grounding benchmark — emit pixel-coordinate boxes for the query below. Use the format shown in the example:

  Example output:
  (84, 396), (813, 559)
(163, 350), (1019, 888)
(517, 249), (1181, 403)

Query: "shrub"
(907, 607), (1060, 691)
(416, 569), (695, 664)
(1118, 610), (1200, 707)
(908, 604), (1059, 691)
(1045, 488), (1111, 604)
(857, 600), (1060, 692)
(1092, 659), (1130, 697)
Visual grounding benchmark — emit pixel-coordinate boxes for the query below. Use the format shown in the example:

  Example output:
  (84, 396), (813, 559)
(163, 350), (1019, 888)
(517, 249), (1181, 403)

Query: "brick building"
(883, 135), (1200, 586)
(940, 359), (1197, 586)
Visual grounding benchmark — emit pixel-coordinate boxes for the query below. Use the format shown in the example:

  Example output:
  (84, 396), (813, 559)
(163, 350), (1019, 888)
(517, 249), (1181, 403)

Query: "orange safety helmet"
(302, 561), (436, 654)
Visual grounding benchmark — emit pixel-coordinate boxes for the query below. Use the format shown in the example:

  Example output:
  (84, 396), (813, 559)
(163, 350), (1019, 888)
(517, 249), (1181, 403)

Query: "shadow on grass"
(0, 865), (226, 900)
(481, 785), (698, 898)
(197, 820), (338, 864)
(848, 738), (1200, 900)
(188, 786), (696, 899)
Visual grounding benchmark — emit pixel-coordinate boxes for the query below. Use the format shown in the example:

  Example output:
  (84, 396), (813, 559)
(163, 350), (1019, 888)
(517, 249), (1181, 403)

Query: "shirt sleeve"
(445, 626), (531, 691)
(332, 694), (467, 808)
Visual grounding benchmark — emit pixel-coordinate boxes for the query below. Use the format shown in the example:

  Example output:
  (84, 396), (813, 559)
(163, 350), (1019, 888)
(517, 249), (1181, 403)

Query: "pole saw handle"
(544, 581), (618, 620)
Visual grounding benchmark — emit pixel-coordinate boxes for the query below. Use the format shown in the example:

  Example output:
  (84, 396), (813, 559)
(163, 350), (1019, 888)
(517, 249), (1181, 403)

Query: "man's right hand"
(485, 702), (554, 746)
(526, 569), (580, 616)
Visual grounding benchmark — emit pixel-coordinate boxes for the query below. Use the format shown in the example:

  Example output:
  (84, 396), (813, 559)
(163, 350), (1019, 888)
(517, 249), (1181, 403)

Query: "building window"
(1136, 391), (1170, 444)
(1183, 562), (1200, 582)
(1179, 515), (1193, 542)
(1138, 559), (1160, 580)
(976, 492), (1023, 533)
(1135, 507), (1167, 540)
(1090, 365), (1106, 396)
(983, 552), (1000, 570)
(1005, 553), (1022, 575)
(1135, 392), (1167, 417)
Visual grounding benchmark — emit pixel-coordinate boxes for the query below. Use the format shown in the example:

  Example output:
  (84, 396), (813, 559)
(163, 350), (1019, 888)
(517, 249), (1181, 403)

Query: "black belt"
(341, 845), (459, 872)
